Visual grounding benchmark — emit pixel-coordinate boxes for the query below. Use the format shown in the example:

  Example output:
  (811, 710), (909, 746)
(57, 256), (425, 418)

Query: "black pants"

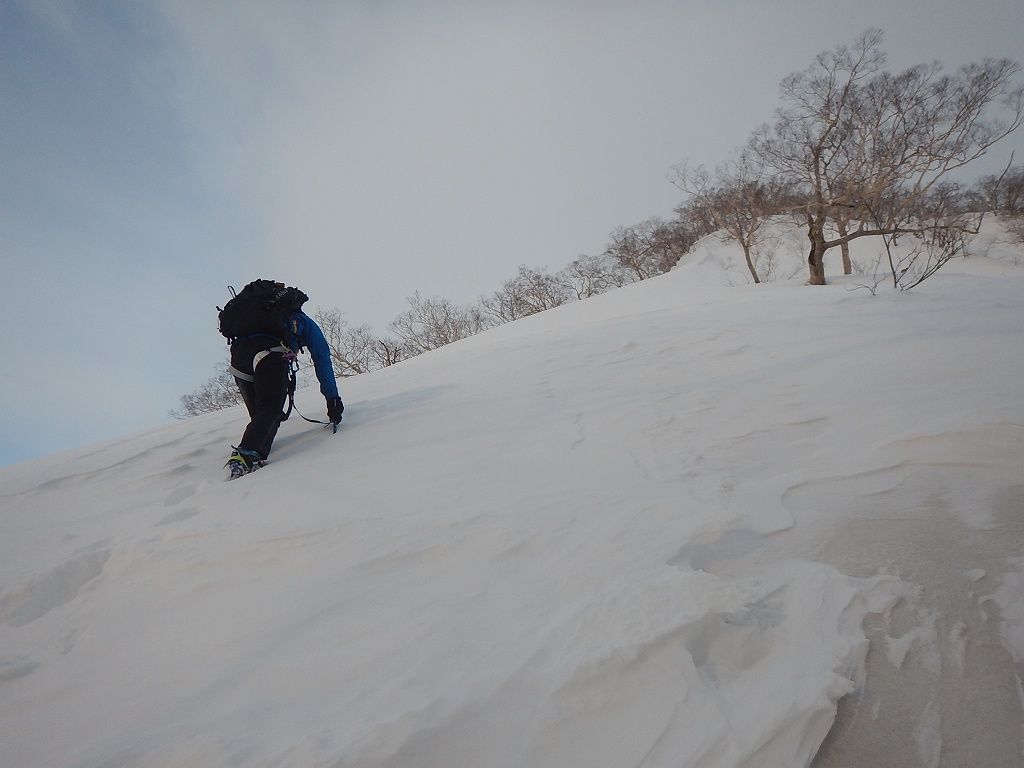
(231, 337), (290, 460)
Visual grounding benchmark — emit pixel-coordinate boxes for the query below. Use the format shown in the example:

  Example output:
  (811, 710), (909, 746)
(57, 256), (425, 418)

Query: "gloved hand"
(326, 396), (345, 425)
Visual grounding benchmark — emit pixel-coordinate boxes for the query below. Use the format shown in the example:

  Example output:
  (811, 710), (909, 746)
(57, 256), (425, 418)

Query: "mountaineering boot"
(225, 447), (265, 480)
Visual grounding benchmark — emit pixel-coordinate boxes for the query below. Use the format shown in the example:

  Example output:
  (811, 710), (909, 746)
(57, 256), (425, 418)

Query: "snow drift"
(2, 220), (1023, 767)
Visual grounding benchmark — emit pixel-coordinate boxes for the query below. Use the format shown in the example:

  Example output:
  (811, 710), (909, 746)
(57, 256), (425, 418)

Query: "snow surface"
(2, 220), (1023, 767)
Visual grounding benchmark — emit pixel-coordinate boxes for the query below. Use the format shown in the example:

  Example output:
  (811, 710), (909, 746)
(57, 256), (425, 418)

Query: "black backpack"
(218, 280), (309, 342)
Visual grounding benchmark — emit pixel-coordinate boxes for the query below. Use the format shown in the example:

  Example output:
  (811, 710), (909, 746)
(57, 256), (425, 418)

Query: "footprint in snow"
(0, 544), (111, 627)
(0, 656), (40, 684)
(156, 506), (202, 526)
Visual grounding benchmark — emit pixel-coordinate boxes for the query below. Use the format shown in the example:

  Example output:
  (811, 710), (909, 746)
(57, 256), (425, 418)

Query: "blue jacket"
(287, 312), (340, 400)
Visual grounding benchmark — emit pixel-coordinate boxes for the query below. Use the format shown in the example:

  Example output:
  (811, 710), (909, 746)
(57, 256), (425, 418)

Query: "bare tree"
(311, 306), (377, 377)
(170, 365), (242, 418)
(881, 218), (975, 290)
(970, 161), (1024, 245)
(480, 265), (575, 324)
(604, 217), (695, 281)
(671, 149), (788, 284)
(849, 253), (889, 296)
(751, 29), (1023, 284)
(558, 253), (632, 299)
(372, 336), (411, 368)
(676, 198), (718, 243)
(1006, 215), (1024, 246)
(825, 179), (857, 275)
(390, 291), (491, 355)
(972, 163), (1024, 214)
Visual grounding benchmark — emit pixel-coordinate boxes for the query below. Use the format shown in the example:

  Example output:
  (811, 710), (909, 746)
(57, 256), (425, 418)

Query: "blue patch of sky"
(1, 2), (215, 261)
(0, 2), (243, 466)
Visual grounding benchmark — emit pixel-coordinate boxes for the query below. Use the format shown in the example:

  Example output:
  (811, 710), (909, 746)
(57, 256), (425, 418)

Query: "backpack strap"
(229, 331), (287, 346)
(227, 365), (254, 382)
(228, 345), (335, 432)
(227, 345), (290, 383)
(253, 346), (289, 369)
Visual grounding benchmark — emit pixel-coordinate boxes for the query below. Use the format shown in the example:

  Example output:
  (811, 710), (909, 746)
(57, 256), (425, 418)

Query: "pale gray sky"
(3, 0), (1022, 465)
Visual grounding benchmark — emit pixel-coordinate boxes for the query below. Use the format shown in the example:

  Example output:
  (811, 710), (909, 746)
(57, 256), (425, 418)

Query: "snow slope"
(2, 221), (1023, 767)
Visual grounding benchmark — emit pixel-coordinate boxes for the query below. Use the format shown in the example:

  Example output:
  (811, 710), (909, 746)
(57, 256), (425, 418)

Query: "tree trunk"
(837, 219), (852, 275)
(741, 242), (761, 284)
(807, 220), (827, 285)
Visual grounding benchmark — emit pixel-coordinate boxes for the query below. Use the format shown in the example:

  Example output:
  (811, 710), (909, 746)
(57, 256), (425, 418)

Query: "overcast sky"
(3, 0), (1022, 467)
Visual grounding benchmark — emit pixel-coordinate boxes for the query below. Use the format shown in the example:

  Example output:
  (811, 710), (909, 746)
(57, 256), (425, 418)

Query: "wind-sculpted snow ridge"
(1, 221), (1023, 767)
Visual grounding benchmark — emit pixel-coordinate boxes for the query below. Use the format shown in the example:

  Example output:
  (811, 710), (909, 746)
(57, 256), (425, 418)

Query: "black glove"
(327, 396), (345, 424)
